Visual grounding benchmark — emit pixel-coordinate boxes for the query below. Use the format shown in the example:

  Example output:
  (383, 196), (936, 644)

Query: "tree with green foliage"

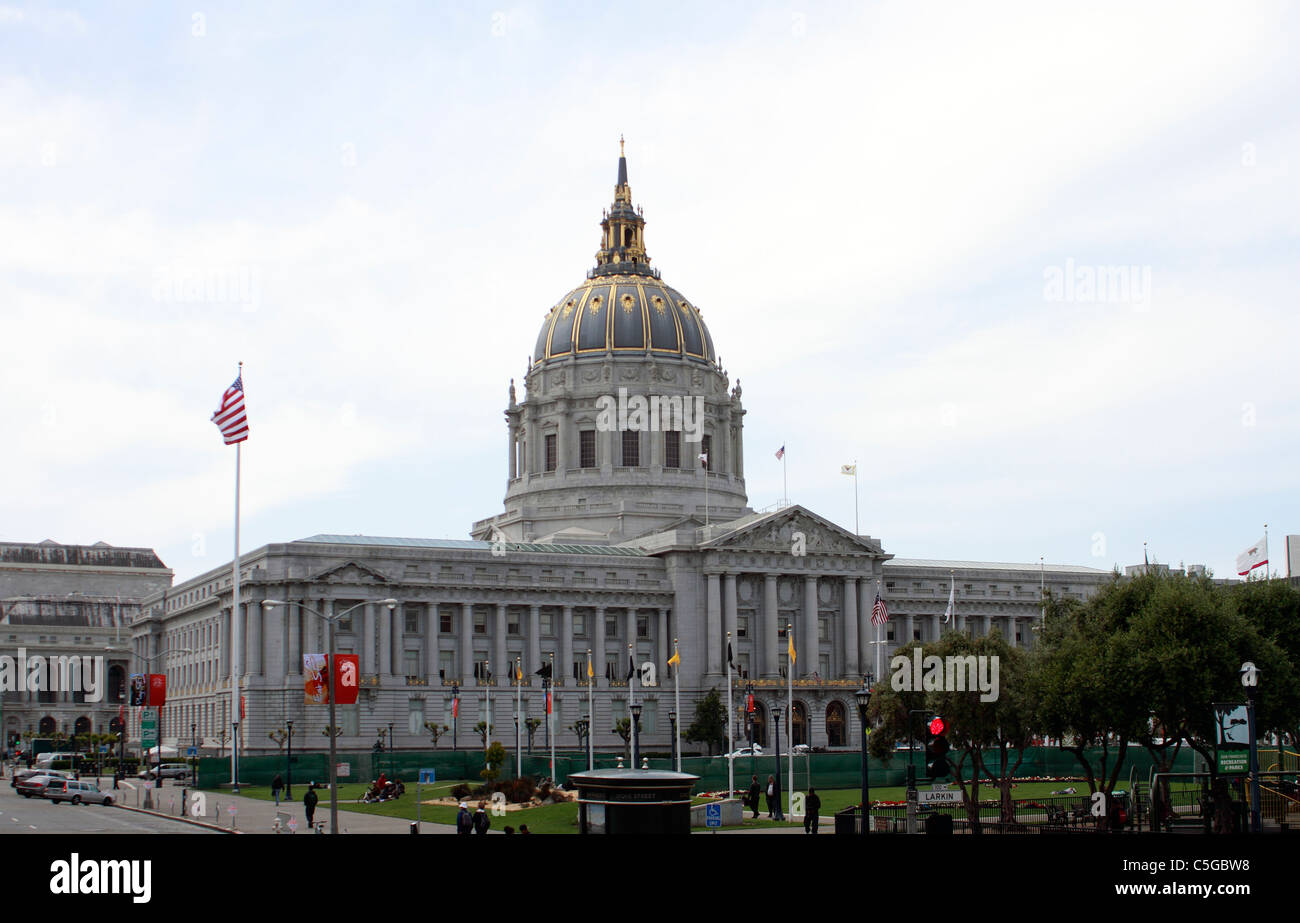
(612, 718), (631, 761)
(685, 688), (726, 756)
(481, 741), (507, 782)
(423, 721), (450, 749)
(525, 717), (542, 752)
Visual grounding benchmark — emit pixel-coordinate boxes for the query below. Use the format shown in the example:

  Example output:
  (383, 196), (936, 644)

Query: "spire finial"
(619, 134), (624, 157)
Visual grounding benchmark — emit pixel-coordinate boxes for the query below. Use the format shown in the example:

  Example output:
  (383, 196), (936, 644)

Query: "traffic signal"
(925, 715), (951, 779)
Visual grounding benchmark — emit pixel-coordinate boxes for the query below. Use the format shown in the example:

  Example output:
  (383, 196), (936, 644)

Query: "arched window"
(74, 716), (91, 737)
(750, 700), (768, 748)
(39, 715), (56, 735)
(825, 701), (847, 748)
(109, 664), (126, 703)
(791, 701), (808, 747)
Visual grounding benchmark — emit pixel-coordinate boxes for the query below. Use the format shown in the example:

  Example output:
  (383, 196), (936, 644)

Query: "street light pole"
(264, 597), (396, 834)
(285, 719), (293, 799)
(855, 680), (873, 835)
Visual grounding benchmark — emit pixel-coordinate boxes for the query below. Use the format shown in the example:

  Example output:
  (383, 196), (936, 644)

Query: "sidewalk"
(100, 777), (457, 834)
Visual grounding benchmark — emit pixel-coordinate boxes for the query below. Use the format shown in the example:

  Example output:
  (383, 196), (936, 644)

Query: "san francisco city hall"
(127, 149), (1114, 758)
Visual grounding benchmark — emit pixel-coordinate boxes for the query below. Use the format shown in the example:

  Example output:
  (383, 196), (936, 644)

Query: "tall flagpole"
(783, 444), (788, 505)
(672, 640), (681, 773)
(786, 622), (794, 823)
(726, 631), (734, 798)
(875, 579), (883, 680)
(230, 363), (243, 792)
(515, 657), (522, 779)
(628, 643), (638, 766)
(586, 649), (594, 771)
(548, 652), (556, 782)
(854, 459), (859, 536)
(1264, 524), (1269, 581)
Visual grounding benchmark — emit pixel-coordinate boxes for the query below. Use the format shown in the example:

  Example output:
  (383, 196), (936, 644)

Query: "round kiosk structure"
(567, 768), (700, 835)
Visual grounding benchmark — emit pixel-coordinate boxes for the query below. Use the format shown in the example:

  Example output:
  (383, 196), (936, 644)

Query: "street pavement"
(0, 777), (219, 835)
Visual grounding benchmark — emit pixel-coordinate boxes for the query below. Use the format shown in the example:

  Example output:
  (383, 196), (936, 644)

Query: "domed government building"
(130, 145), (1114, 758)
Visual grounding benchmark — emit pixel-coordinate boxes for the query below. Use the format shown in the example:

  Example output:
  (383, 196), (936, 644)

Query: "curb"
(114, 802), (239, 834)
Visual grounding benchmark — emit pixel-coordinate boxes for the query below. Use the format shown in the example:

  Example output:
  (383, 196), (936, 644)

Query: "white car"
(792, 744), (812, 755)
(725, 745), (764, 759)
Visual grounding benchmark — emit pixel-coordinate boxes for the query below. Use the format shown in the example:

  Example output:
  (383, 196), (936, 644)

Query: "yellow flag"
(788, 632), (796, 664)
(667, 647), (681, 667)
(586, 653), (594, 679)
(515, 662), (522, 682)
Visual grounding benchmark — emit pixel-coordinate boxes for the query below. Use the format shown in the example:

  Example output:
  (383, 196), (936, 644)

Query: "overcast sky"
(2, 1), (1296, 584)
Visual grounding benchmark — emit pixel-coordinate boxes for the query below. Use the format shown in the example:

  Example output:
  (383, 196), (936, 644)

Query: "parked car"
(725, 745), (764, 759)
(45, 779), (114, 806)
(11, 768), (74, 790)
(16, 774), (63, 798)
(138, 762), (190, 781)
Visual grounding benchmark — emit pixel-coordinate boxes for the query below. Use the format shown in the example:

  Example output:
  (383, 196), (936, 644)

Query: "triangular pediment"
(702, 505), (885, 556)
(311, 560), (392, 585)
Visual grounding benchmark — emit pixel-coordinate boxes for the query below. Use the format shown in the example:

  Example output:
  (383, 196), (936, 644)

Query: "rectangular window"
(405, 611), (420, 634)
(612, 698), (628, 722)
(606, 615), (618, 637)
(573, 660), (584, 681)
(819, 654), (831, 677)
(737, 615), (749, 639)
(508, 612), (521, 635)
(621, 429), (639, 467)
(408, 699), (424, 736)
(636, 616), (649, 639)
(701, 434), (712, 471)
(887, 628), (895, 641)
(818, 617), (828, 641)
(579, 430), (596, 468)
(545, 433), (557, 472)
(540, 613), (554, 635)
(913, 629), (921, 641)
(474, 612), (487, 634)
(403, 650), (419, 681)
(439, 651), (454, 682)
(573, 613), (587, 637)
(340, 705), (359, 737)
(338, 614), (353, 632)
(641, 700), (657, 734)
(440, 613), (453, 633)
(664, 430), (681, 468)
(605, 654), (620, 681)
(738, 654), (751, 679)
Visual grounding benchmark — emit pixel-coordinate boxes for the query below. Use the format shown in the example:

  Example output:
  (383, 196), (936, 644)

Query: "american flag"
(775, 445), (785, 460)
(211, 375), (249, 444)
(871, 594), (890, 625)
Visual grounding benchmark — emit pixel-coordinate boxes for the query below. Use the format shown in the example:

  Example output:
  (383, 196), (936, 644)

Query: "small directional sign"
(419, 768), (436, 785)
(705, 803), (722, 828)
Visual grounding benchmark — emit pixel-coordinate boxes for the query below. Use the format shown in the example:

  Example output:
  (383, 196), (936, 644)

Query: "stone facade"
(0, 540), (172, 746)
(133, 148), (1115, 758)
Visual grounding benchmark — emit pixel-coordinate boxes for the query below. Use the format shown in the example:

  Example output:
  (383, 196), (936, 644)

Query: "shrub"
(450, 783), (473, 800)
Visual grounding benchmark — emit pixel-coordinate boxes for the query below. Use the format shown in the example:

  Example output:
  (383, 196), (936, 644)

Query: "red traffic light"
(928, 716), (946, 736)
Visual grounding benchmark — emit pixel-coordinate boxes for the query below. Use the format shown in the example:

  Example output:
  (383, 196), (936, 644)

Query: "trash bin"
(409, 822), (419, 835)
(834, 807), (858, 835)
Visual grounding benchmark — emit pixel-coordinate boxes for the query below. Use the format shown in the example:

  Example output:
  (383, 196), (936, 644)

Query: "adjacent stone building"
(135, 148), (1113, 757)
(0, 540), (171, 747)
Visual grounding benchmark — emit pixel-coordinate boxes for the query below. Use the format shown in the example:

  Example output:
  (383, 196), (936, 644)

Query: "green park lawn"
(236, 781), (581, 834)
(237, 777), (1090, 834)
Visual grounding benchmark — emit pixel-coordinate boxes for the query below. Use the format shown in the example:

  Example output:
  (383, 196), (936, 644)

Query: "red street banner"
(147, 674), (167, 707)
(304, 654), (328, 705)
(746, 693), (754, 713)
(332, 654), (360, 706)
(240, 695), (246, 719)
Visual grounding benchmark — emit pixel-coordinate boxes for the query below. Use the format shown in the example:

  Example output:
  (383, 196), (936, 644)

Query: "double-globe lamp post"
(855, 678), (873, 835)
(263, 598), (397, 835)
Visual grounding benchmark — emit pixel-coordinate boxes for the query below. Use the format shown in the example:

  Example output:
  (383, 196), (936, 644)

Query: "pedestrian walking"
(765, 774), (777, 819)
(748, 775), (760, 819)
(304, 782), (319, 830)
(271, 773), (284, 807)
(473, 801), (491, 834)
(804, 787), (821, 834)
(456, 802), (473, 835)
